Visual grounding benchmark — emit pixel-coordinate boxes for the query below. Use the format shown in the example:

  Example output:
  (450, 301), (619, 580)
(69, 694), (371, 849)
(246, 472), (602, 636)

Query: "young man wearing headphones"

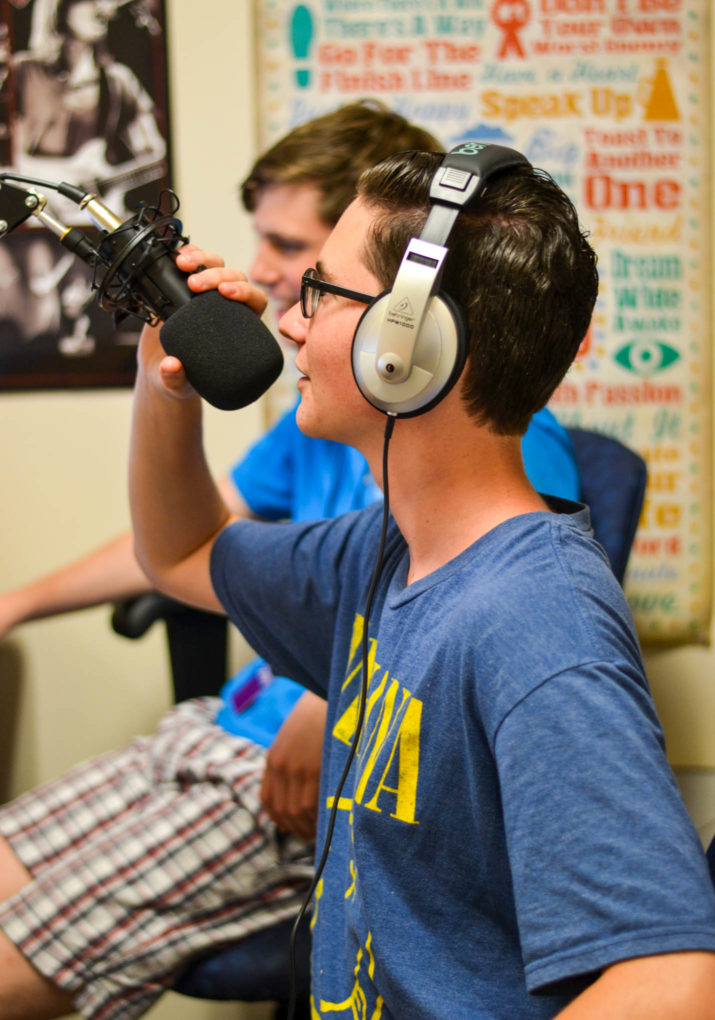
(126, 147), (715, 1016)
(0, 108), (585, 1020)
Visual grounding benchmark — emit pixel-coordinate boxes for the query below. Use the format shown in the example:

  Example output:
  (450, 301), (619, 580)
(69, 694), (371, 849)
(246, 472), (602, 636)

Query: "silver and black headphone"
(351, 142), (532, 418)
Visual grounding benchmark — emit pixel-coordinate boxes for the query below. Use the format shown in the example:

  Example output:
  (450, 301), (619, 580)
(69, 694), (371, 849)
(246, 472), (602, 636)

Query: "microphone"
(0, 176), (284, 410)
(160, 293), (283, 410)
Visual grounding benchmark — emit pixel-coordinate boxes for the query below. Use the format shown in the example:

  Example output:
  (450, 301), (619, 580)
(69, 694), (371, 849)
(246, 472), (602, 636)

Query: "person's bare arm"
(554, 951), (715, 1020)
(0, 475), (250, 642)
(125, 108), (166, 165)
(129, 247), (267, 610)
(0, 531), (147, 640)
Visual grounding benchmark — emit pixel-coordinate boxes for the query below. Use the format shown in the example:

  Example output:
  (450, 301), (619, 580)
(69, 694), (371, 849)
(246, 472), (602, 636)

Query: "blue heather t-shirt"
(214, 403), (383, 742)
(216, 402), (579, 743)
(211, 499), (715, 1018)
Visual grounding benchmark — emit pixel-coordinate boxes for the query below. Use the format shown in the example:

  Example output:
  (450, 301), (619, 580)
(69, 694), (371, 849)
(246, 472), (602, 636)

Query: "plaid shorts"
(0, 697), (313, 1020)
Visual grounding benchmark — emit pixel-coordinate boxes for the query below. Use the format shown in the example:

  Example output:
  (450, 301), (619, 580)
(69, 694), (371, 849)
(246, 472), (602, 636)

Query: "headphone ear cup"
(352, 290), (467, 418)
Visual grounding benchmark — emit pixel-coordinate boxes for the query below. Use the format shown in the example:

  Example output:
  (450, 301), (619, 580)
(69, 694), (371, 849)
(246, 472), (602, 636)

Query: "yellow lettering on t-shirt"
(315, 931), (385, 1018)
(362, 695), (422, 824)
(345, 858), (357, 900)
(354, 677), (407, 802)
(330, 614), (423, 826)
(332, 616), (380, 746)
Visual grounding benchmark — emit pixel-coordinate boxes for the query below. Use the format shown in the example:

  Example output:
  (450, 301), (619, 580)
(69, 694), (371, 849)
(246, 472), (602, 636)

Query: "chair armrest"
(110, 592), (187, 639)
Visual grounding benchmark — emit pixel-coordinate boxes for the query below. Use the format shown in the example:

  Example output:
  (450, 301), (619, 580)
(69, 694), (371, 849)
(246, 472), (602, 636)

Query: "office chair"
(567, 427), (647, 584)
(110, 427), (647, 1012)
(172, 910), (312, 1014)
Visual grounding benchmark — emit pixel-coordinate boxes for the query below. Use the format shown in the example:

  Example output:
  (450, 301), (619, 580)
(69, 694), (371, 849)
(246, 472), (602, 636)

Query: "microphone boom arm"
(0, 176), (105, 282)
(0, 170), (187, 325)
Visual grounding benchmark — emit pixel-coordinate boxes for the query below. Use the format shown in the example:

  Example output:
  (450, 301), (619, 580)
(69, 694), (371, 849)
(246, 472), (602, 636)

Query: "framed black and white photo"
(0, 0), (171, 390)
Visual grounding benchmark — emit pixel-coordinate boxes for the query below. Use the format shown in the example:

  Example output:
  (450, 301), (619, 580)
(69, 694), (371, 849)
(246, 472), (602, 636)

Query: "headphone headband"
(422, 143), (532, 246)
(351, 143), (532, 418)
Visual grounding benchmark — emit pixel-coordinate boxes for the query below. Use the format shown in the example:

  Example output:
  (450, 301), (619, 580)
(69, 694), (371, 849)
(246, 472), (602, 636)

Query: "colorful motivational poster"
(256, 0), (712, 644)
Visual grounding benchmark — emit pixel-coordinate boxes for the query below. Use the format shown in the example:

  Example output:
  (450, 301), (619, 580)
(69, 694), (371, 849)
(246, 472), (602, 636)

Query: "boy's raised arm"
(128, 248), (268, 612)
(129, 319), (227, 613)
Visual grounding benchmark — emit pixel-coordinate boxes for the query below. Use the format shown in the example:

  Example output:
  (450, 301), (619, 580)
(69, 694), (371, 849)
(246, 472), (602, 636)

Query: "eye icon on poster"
(614, 340), (681, 377)
(290, 4), (314, 87)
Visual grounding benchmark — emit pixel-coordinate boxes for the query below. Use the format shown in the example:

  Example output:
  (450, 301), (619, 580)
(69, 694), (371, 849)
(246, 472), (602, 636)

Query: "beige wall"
(0, 3), (713, 1018)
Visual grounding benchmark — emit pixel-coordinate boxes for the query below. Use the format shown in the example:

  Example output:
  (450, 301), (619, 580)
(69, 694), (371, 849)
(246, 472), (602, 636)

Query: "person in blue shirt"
(128, 151), (715, 1017)
(0, 106), (580, 1020)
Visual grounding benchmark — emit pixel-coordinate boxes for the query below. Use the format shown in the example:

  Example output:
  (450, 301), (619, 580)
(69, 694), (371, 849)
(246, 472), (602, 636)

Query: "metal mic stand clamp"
(0, 179), (42, 237)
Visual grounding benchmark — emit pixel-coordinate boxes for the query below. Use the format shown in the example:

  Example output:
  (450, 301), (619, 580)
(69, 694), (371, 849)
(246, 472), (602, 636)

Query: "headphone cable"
(286, 412), (396, 1020)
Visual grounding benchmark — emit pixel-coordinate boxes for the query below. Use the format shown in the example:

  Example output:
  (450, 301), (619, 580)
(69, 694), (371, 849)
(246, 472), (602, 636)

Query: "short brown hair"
(240, 100), (441, 228)
(357, 151), (598, 435)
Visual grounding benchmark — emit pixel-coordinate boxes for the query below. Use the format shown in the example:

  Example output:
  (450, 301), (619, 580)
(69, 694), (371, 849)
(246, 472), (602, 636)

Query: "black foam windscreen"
(159, 291), (284, 410)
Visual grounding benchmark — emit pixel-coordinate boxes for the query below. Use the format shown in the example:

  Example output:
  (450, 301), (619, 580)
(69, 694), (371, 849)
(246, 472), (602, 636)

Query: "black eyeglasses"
(300, 268), (374, 319)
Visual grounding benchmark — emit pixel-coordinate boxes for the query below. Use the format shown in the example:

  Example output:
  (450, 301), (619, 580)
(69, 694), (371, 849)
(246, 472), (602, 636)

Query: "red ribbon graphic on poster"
(492, 0), (530, 58)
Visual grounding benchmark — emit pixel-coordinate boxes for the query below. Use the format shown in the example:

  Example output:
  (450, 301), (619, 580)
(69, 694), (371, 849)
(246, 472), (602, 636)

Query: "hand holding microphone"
(140, 244), (242, 399)
(150, 243), (274, 404)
